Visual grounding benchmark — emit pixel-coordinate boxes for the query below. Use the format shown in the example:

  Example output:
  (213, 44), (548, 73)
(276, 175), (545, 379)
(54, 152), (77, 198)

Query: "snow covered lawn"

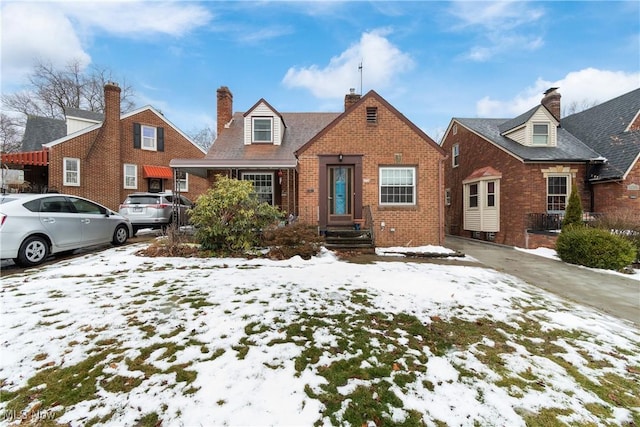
(1, 243), (639, 426)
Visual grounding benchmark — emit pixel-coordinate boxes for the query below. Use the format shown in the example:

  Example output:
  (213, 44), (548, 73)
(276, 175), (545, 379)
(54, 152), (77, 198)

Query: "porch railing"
(363, 205), (375, 246)
(526, 212), (604, 231)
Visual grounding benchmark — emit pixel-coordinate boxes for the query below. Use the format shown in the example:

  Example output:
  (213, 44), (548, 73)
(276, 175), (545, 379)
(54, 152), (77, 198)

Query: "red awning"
(1, 149), (49, 166)
(142, 165), (173, 179)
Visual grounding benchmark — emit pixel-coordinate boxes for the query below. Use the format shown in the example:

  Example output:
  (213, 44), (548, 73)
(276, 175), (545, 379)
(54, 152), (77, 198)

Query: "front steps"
(323, 226), (375, 251)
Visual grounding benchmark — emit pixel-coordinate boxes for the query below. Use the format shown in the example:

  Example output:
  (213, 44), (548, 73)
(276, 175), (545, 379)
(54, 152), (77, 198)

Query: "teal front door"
(328, 165), (353, 224)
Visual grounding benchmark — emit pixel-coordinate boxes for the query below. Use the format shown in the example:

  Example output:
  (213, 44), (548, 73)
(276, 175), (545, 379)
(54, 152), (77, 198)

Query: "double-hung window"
(532, 123), (549, 145)
(176, 170), (189, 192)
(547, 175), (569, 212)
(486, 181), (496, 207)
(379, 167), (416, 205)
(468, 183), (478, 208)
(242, 172), (274, 205)
(142, 125), (157, 150)
(452, 144), (460, 167)
(124, 164), (137, 189)
(253, 118), (272, 143)
(63, 157), (80, 186)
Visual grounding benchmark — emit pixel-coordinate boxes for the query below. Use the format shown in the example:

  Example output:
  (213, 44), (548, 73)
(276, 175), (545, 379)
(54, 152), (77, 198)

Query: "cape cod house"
(1, 83), (210, 211)
(171, 86), (446, 248)
(441, 87), (640, 248)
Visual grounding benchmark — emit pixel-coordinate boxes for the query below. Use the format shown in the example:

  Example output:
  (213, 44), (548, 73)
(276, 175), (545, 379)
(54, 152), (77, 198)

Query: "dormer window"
(532, 123), (549, 145)
(253, 118), (273, 142)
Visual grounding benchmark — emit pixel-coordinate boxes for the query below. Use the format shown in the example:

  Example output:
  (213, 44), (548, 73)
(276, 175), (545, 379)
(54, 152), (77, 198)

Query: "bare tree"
(1, 58), (136, 120)
(188, 125), (216, 151)
(562, 99), (598, 117)
(0, 113), (23, 153)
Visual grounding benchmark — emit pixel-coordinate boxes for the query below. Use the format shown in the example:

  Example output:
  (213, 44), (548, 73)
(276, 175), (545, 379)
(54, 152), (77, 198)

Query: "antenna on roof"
(358, 61), (363, 95)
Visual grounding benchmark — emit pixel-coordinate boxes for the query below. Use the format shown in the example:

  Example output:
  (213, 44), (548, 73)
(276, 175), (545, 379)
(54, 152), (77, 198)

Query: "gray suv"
(118, 192), (194, 235)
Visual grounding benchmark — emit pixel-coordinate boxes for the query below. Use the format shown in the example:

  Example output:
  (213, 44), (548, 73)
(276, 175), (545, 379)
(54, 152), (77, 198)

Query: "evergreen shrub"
(556, 226), (636, 270)
(188, 176), (283, 254)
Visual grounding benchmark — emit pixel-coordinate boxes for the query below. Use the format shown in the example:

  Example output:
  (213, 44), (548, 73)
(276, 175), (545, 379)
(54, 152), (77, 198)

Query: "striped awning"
(142, 165), (173, 179)
(1, 149), (49, 166)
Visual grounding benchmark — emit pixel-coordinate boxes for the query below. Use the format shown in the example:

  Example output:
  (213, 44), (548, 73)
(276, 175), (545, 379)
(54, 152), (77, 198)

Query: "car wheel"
(16, 235), (50, 267)
(112, 224), (129, 245)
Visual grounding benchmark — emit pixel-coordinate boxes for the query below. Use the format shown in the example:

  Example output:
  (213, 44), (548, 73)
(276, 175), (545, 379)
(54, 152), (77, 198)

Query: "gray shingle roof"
(202, 112), (340, 167)
(497, 105), (538, 134)
(455, 117), (602, 162)
(66, 108), (104, 122)
(21, 116), (66, 151)
(562, 88), (640, 181)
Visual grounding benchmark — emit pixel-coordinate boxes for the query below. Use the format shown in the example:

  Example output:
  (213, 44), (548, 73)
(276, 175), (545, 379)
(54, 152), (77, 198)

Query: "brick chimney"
(541, 87), (561, 121)
(217, 86), (233, 136)
(344, 88), (361, 111)
(103, 82), (121, 130)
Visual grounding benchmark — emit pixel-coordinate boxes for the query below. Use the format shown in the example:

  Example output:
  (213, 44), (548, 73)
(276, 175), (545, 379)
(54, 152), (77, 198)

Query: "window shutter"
(157, 127), (165, 152)
(133, 123), (141, 149)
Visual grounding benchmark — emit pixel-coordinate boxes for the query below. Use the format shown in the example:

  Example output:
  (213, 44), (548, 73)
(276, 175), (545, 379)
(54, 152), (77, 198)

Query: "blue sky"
(1, 1), (639, 141)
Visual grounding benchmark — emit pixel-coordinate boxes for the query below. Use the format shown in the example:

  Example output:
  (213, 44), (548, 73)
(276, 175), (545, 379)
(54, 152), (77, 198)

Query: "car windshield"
(125, 196), (160, 204)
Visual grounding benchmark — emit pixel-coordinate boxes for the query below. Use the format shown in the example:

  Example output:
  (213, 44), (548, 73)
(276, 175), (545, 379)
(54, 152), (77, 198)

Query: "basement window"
(366, 107), (378, 124)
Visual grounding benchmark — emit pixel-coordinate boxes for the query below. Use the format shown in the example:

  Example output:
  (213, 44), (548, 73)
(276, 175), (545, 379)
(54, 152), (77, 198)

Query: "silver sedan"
(0, 193), (133, 267)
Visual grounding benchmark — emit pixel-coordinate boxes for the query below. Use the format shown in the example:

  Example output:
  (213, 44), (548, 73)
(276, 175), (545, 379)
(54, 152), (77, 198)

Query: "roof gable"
(296, 90), (444, 157)
(242, 99), (286, 146)
(43, 105), (205, 154)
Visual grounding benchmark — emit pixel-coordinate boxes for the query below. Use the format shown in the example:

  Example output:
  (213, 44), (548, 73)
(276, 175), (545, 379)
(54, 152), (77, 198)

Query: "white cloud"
(448, 1), (545, 62)
(0, 2), (90, 86)
(0, 1), (212, 88)
(476, 68), (640, 117)
(282, 29), (414, 99)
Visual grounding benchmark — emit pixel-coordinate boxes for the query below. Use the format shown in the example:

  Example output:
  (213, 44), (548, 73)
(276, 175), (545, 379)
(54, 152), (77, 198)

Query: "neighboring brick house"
(1, 83), (209, 211)
(171, 86), (446, 247)
(442, 87), (640, 248)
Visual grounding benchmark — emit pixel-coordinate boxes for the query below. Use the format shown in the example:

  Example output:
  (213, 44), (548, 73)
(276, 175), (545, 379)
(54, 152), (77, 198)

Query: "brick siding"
(297, 96), (445, 247)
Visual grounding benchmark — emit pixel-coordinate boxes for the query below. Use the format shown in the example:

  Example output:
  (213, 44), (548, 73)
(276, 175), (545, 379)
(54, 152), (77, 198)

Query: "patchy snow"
(1, 243), (638, 426)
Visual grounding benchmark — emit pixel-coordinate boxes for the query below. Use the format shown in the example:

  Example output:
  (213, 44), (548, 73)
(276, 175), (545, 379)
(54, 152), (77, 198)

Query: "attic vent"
(366, 107), (378, 124)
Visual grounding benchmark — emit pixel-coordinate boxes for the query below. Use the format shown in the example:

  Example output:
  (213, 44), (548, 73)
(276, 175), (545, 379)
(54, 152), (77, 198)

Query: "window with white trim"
(452, 144), (459, 167)
(253, 118), (273, 142)
(547, 175), (569, 212)
(532, 123), (549, 145)
(468, 183), (478, 208)
(176, 170), (189, 192)
(242, 172), (274, 205)
(379, 167), (416, 205)
(63, 157), (80, 186)
(142, 125), (157, 150)
(124, 164), (137, 189)
(486, 181), (496, 207)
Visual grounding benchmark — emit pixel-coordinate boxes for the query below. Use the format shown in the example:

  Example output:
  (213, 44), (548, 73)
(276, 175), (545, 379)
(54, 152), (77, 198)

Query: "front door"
(328, 165), (354, 224)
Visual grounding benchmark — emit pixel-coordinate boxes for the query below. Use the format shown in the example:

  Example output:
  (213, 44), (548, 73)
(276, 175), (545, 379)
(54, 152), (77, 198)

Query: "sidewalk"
(444, 235), (640, 326)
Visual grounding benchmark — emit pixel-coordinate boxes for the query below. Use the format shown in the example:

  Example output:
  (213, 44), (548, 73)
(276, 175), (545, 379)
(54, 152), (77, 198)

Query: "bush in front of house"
(189, 176), (283, 254)
(592, 210), (640, 265)
(556, 225), (636, 270)
(262, 222), (325, 260)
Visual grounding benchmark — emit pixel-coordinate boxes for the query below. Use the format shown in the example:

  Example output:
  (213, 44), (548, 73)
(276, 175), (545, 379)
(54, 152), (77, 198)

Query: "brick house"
(441, 88), (640, 248)
(1, 83), (209, 211)
(171, 87), (446, 247)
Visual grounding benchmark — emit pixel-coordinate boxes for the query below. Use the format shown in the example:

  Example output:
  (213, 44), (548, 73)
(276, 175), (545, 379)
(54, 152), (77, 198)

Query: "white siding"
(66, 117), (99, 135)
(463, 180), (500, 232)
(243, 102), (284, 145)
(509, 127), (526, 144)
(526, 108), (557, 146)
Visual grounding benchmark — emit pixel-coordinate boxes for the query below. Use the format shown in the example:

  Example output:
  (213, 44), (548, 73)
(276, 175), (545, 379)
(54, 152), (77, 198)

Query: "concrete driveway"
(445, 235), (640, 326)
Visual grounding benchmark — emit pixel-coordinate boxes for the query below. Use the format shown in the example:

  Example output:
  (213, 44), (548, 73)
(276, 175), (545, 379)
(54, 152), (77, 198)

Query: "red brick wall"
(49, 98), (209, 210)
(297, 95), (445, 247)
(592, 159), (640, 217)
(442, 122), (591, 247)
